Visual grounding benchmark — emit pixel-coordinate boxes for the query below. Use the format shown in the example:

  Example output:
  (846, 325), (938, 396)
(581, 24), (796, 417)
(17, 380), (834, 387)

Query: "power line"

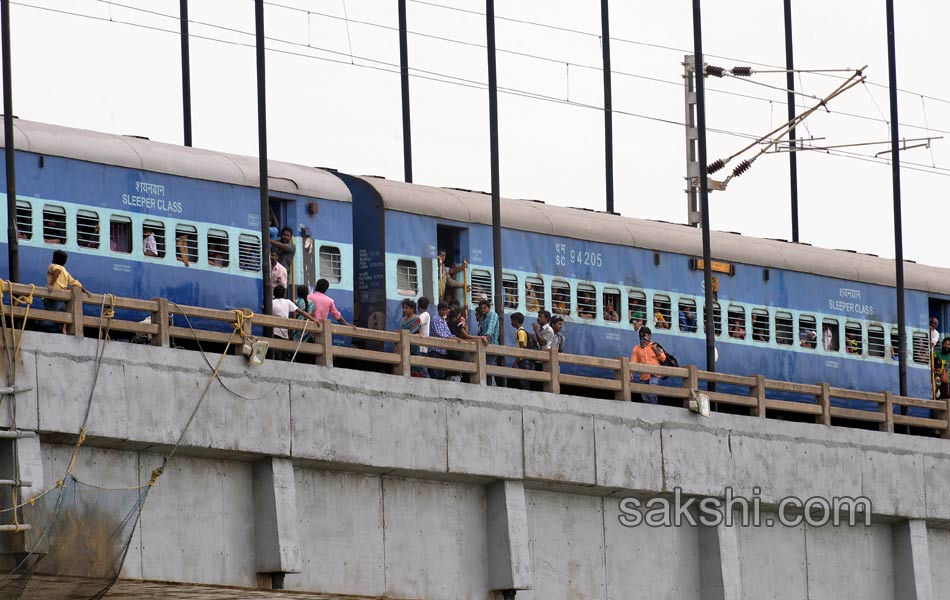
(406, 0), (950, 107)
(10, 0), (950, 180)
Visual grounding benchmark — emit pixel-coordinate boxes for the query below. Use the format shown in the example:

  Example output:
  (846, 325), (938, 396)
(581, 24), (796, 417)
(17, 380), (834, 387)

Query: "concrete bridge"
(1, 331), (949, 599)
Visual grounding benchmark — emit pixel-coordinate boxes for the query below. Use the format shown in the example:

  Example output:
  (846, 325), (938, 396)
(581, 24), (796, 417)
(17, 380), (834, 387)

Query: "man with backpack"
(508, 312), (531, 390)
(630, 326), (667, 404)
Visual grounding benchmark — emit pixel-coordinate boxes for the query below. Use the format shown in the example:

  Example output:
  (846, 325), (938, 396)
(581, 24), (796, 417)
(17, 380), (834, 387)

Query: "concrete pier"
(2, 332), (950, 599)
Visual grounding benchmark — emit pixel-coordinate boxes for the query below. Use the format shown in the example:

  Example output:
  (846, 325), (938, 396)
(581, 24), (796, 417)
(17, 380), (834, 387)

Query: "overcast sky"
(8, 0), (950, 269)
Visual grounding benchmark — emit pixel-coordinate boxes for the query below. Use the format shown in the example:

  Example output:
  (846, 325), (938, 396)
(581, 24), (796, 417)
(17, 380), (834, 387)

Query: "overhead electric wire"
(11, 0), (950, 179)
(70, 0), (950, 136)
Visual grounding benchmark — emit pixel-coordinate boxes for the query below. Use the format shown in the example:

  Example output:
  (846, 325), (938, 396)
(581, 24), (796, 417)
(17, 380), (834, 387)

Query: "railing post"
(940, 399), (950, 440)
(393, 328), (411, 377)
(542, 347), (560, 394)
(880, 391), (895, 434)
(752, 375), (766, 418)
(683, 364), (698, 408)
(67, 287), (84, 337)
(819, 382), (831, 425)
(615, 356), (631, 401)
(474, 342), (488, 386)
(316, 322), (333, 368)
(151, 297), (170, 348)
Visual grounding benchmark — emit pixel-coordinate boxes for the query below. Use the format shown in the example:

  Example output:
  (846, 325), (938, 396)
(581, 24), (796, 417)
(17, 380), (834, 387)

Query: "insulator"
(732, 159), (752, 177)
(705, 65), (725, 78)
(707, 159), (725, 174)
(731, 66), (753, 77)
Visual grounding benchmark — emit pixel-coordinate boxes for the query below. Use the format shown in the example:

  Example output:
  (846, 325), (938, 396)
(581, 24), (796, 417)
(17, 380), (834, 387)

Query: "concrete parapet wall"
(5, 331), (950, 599)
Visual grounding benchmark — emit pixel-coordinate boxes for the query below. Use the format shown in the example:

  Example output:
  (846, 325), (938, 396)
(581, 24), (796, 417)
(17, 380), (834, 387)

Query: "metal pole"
(180, 0), (192, 147)
(783, 0), (799, 242)
(600, 0), (614, 213)
(2, 0), (18, 283)
(255, 0), (272, 317)
(885, 0), (907, 397)
(692, 0), (715, 381)
(398, 0), (412, 183)
(486, 0), (503, 344)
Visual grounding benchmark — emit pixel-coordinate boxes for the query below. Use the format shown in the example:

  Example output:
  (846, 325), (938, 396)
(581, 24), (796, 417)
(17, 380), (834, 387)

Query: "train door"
(931, 298), (950, 340)
(437, 225), (468, 307)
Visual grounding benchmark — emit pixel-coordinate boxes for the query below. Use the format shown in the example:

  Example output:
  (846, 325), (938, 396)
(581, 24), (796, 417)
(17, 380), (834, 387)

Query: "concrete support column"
(252, 457), (301, 584)
(892, 519), (932, 600)
(698, 522), (741, 600)
(486, 480), (533, 592)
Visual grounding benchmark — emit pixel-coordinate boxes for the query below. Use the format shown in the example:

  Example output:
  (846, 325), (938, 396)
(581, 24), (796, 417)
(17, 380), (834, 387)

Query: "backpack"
(523, 327), (541, 351)
(652, 342), (678, 379)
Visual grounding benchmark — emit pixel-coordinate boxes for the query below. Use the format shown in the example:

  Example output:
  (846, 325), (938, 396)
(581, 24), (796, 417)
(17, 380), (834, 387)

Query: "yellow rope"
(232, 309), (253, 337)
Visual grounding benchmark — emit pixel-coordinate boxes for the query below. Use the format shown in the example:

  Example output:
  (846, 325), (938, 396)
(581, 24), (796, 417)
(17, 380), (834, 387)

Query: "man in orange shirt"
(630, 326), (666, 404)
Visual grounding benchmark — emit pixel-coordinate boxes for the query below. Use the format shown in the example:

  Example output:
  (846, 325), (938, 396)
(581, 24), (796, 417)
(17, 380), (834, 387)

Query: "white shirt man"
(272, 297), (297, 339)
(144, 231), (158, 257)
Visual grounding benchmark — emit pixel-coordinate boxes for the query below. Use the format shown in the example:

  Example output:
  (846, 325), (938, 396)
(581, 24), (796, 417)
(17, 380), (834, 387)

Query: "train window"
(751, 309), (770, 343)
(551, 280), (571, 316)
(175, 225), (198, 266)
(775, 312), (794, 345)
(15, 200), (31, 240)
(76, 210), (100, 249)
(704, 301), (722, 336)
(470, 269), (492, 304)
(912, 332), (930, 364)
(845, 322), (863, 355)
(653, 294), (672, 329)
(822, 319), (840, 352)
(142, 219), (165, 258)
(890, 328), (901, 360)
(603, 288), (621, 322)
(502, 274), (519, 309)
(577, 284), (596, 319)
(868, 325), (886, 358)
(109, 216), (132, 253)
(628, 290), (647, 327)
(238, 234), (261, 272)
(319, 245), (342, 283)
(799, 315), (817, 349)
(42, 205), (66, 245)
(677, 298), (697, 333)
(208, 229), (229, 268)
(397, 259), (419, 296)
(727, 306), (746, 339)
(525, 277), (544, 313)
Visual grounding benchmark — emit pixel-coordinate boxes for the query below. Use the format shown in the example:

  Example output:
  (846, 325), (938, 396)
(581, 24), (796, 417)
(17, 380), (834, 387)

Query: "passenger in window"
(526, 283), (541, 313)
(678, 307), (697, 333)
(728, 319), (745, 339)
(143, 228), (159, 257)
(800, 329), (817, 348)
(630, 311), (645, 333)
(630, 326), (667, 405)
(578, 291), (595, 319)
(307, 278), (349, 326)
(176, 234), (191, 267)
(270, 250), (287, 290)
(654, 310), (670, 330)
(822, 324), (836, 351)
(78, 224), (98, 248)
(209, 243), (227, 267)
(752, 316), (768, 342)
(604, 299), (619, 322)
(933, 338), (950, 399)
(437, 249), (467, 301)
(891, 343), (900, 361)
(44, 219), (64, 244)
(270, 226), (296, 272)
(845, 333), (860, 355)
(553, 295), (569, 316)
(44, 250), (91, 334)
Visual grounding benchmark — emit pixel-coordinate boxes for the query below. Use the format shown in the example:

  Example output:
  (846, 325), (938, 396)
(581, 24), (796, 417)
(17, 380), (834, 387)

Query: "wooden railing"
(1, 282), (947, 438)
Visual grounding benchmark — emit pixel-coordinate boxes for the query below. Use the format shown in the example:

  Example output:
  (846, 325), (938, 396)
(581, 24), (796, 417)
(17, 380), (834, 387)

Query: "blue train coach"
(347, 174), (949, 403)
(0, 119), (354, 324)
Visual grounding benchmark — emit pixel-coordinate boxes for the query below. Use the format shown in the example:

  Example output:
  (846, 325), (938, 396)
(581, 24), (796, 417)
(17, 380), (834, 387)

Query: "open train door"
(436, 225), (469, 307)
(931, 297), (950, 343)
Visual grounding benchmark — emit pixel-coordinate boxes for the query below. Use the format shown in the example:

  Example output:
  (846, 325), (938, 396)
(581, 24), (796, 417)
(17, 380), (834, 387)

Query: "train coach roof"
(0, 119), (351, 202)
(360, 175), (950, 294)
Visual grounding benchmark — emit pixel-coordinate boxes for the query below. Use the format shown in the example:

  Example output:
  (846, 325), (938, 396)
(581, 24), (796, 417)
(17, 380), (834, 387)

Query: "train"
(0, 118), (946, 404)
